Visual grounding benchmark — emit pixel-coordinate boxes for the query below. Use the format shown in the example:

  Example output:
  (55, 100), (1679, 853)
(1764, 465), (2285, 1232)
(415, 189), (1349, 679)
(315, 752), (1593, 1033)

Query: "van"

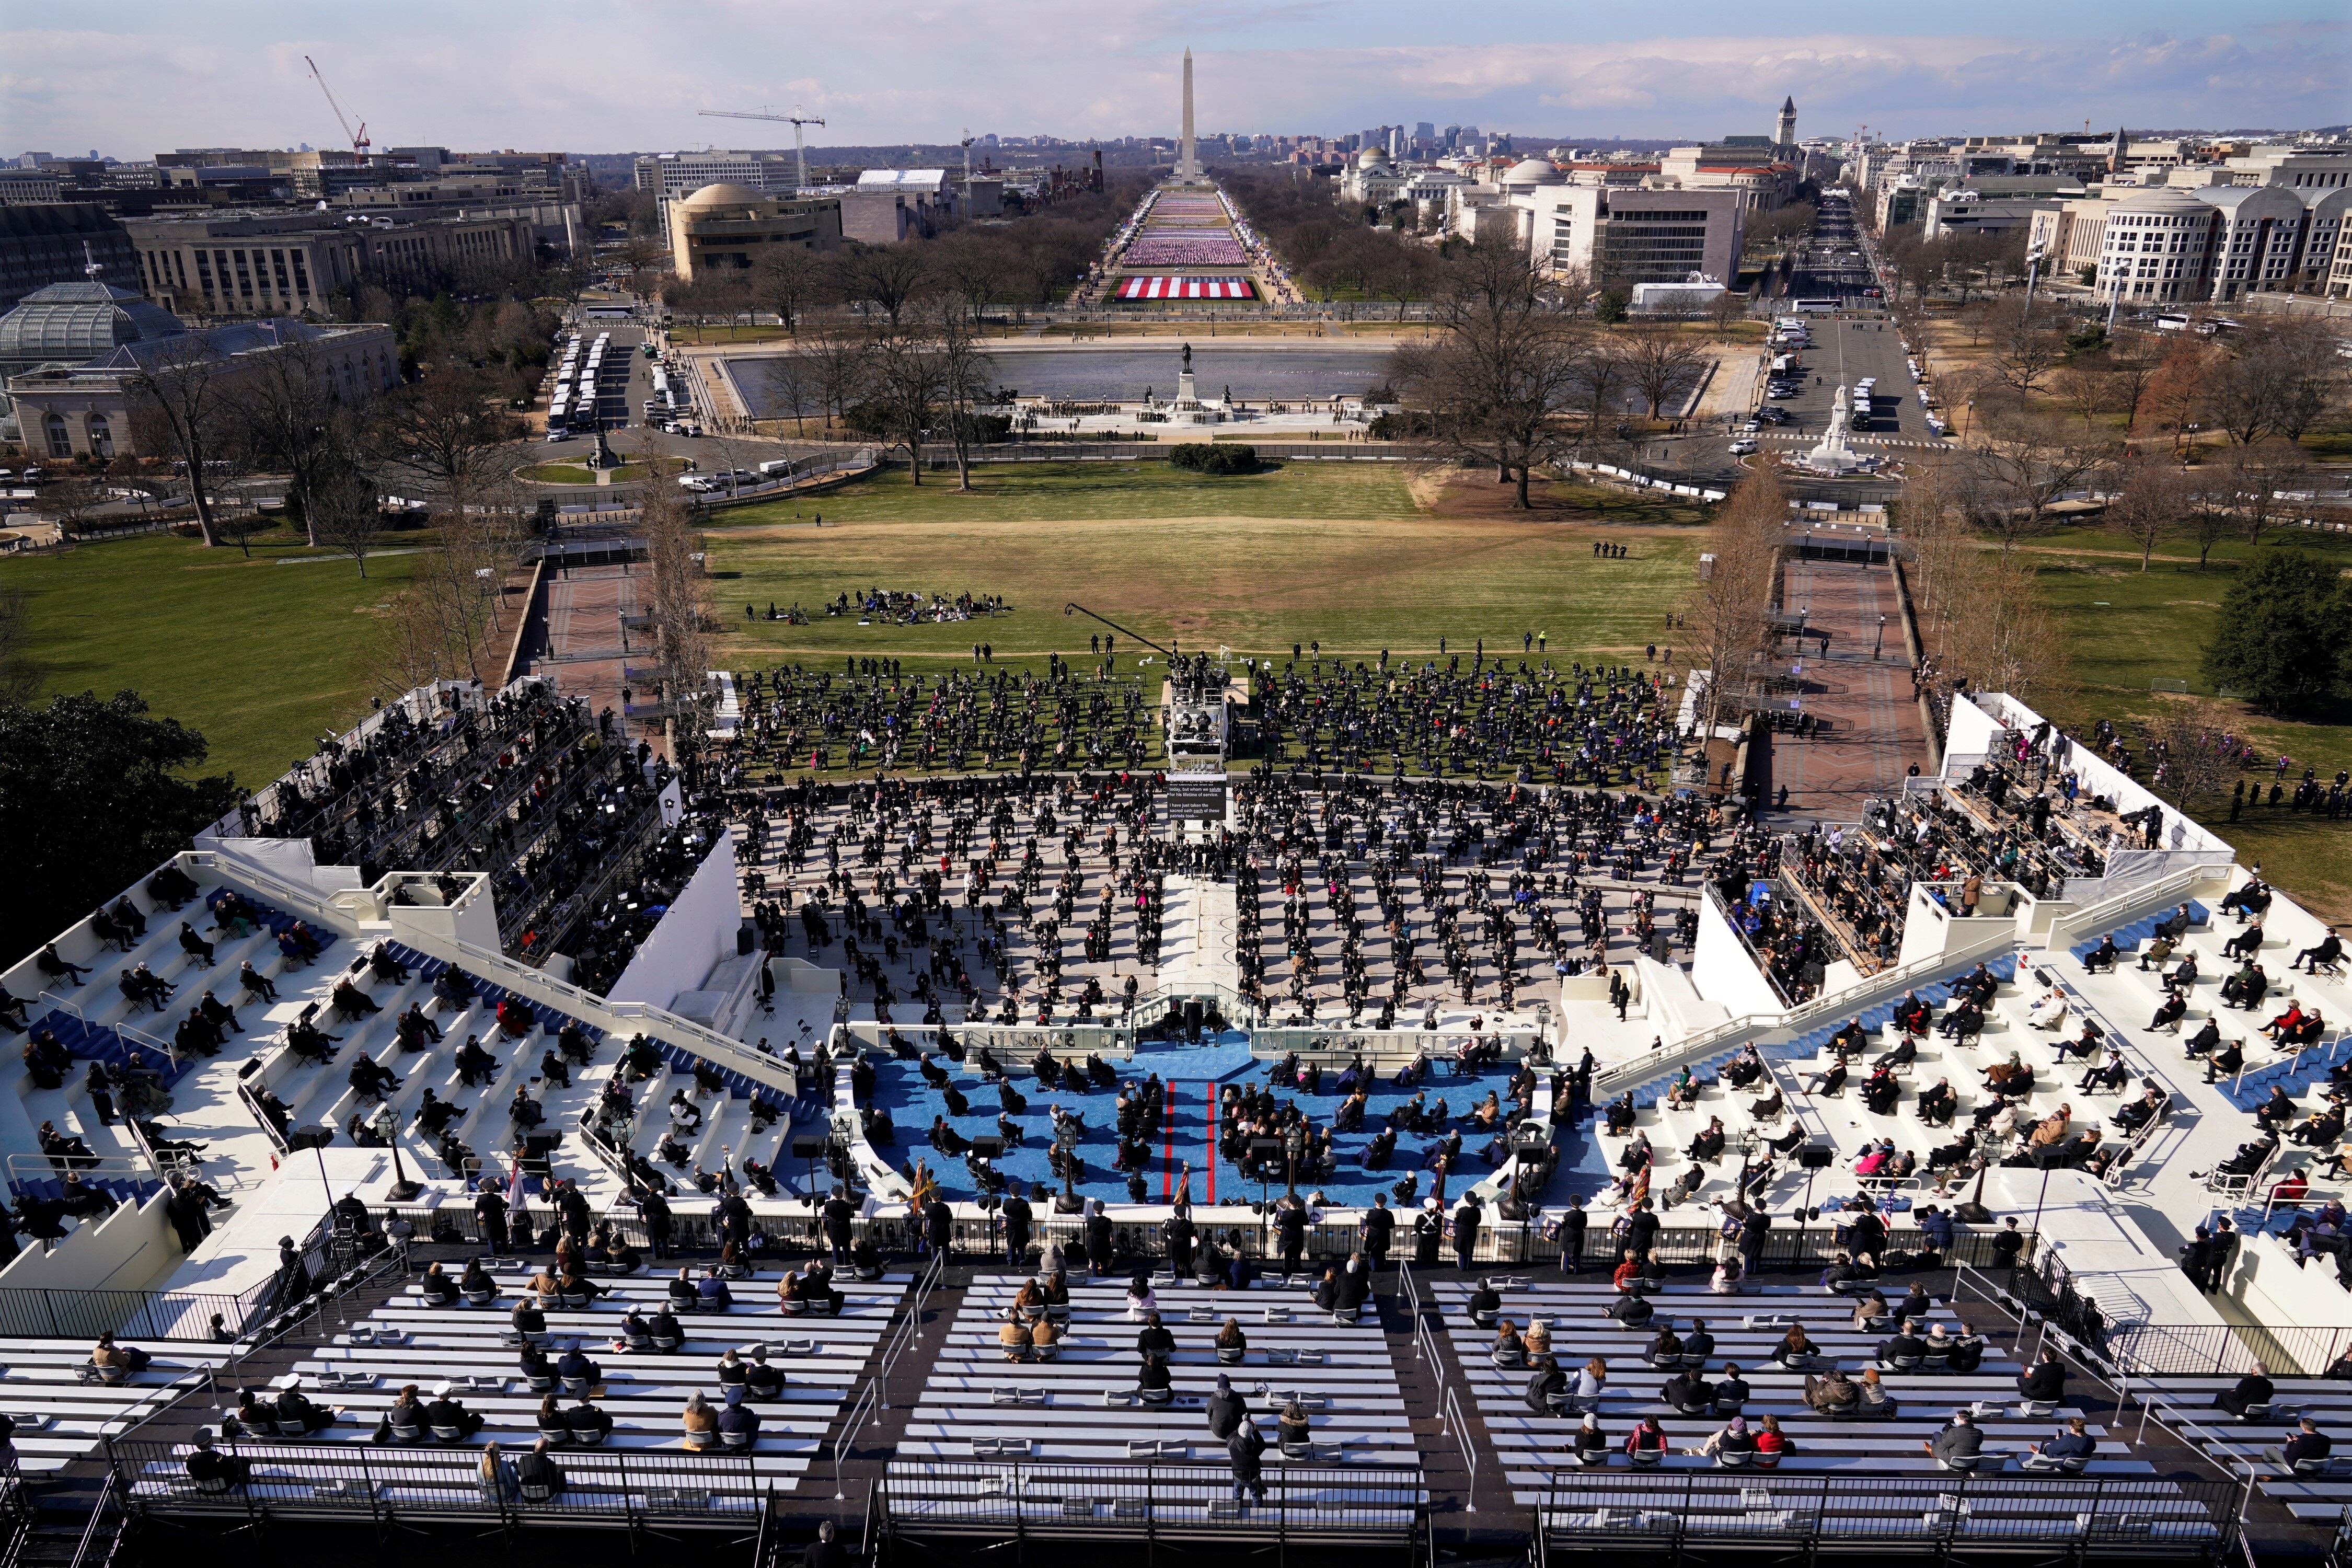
(758, 459), (795, 478)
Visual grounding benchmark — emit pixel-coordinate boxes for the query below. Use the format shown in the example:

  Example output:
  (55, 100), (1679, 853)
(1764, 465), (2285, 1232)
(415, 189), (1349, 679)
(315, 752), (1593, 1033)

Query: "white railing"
(180, 848), (340, 926)
(444, 938), (803, 1104)
(2043, 862), (2229, 955)
(1594, 919), (2022, 1097)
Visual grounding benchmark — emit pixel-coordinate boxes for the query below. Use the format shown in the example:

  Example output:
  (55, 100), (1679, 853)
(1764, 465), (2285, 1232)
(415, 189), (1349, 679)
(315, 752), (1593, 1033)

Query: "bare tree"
(840, 244), (933, 329)
(2052, 356), (2116, 428)
(2232, 448), (2315, 553)
(224, 333), (343, 547)
(2178, 464), (2239, 570)
(122, 337), (234, 546)
(1683, 469), (1784, 739)
(309, 457), (383, 577)
(40, 476), (110, 537)
(1978, 297), (2066, 399)
(2103, 337), (2164, 432)
(2104, 456), (2185, 570)
(370, 364), (526, 518)
(759, 354), (820, 436)
(2134, 699), (2233, 813)
(927, 297), (997, 492)
(638, 488), (715, 762)
(1618, 324), (1708, 420)
(1963, 398), (2115, 549)
(2145, 337), (2219, 454)
(804, 327), (877, 431)
(1387, 235), (1590, 506)
(871, 329), (947, 486)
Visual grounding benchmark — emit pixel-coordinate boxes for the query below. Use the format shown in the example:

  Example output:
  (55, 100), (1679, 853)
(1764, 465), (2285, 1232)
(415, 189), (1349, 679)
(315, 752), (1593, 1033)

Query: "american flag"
(1116, 276), (1256, 301)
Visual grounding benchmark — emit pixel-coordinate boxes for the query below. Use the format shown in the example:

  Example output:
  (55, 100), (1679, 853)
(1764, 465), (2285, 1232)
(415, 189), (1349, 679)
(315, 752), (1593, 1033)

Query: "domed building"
(0, 278), (186, 449)
(665, 181), (844, 282)
(1498, 158), (1566, 194)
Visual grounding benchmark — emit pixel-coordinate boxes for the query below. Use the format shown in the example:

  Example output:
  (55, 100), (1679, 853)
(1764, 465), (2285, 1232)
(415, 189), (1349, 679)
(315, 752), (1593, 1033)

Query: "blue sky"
(4, 1), (2344, 156)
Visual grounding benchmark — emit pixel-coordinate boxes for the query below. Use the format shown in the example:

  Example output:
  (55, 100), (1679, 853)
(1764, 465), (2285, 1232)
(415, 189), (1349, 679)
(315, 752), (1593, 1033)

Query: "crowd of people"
(1229, 774), (1726, 1019)
(716, 660), (1161, 780)
(1250, 653), (1677, 786)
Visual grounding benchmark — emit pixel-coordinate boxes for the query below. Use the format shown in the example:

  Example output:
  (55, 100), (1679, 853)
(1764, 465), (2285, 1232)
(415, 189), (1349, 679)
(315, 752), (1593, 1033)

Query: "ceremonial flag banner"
(1116, 276), (1258, 300)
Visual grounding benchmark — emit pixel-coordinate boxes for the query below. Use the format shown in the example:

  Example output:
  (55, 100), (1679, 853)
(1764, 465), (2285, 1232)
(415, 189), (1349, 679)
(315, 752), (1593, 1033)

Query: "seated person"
(420, 1262), (460, 1306)
(2283, 1418), (2333, 1468)
(271, 1375), (337, 1434)
(1714, 1364), (1751, 1411)
(2015, 1347), (2067, 1403)
(555, 1345), (602, 1391)
(716, 1386), (761, 1447)
(1136, 1350), (1174, 1405)
(1927, 1410), (1984, 1469)
(2032, 1416), (2098, 1467)
(2217, 1365), (2275, 1417)
(1804, 1368), (1861, 1415)
(1663, 1367), (1714, 1413)
(1523, 1356), (1567, 1415)
(1693, 1415), (1758, 1463)
(425, 1382), (484, 1440)
(1491, 1320), (1525, 1368)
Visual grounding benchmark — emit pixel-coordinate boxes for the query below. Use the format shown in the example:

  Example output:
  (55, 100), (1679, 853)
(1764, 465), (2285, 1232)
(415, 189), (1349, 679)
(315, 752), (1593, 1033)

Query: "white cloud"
(2, 11), (2341, 154)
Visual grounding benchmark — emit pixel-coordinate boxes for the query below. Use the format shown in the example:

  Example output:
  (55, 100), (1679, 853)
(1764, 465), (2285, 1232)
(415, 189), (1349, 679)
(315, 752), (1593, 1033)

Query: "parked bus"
(1794, 298), (1840, 313)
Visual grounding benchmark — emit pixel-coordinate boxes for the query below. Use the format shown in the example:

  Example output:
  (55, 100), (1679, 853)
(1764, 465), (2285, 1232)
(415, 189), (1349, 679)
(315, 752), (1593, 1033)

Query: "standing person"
(1453, 1194), (1482, 1272)
(639, 1186), (674, 1261)
(822, 1186), (856, 1264)
(1228, 1416), (1269, 1508)
(1559, 1195), (1588, 1274)
(1000, 1189), (1034, 1266)
(475, 1188), (510, 1258)
(1739, 1207), (1770, 1277)
(1361, 1193), (1393, 1270)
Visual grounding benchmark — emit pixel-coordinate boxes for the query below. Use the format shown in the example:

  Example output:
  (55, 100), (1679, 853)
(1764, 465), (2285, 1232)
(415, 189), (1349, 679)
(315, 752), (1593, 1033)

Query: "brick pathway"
(1759, 558), (1928, 822)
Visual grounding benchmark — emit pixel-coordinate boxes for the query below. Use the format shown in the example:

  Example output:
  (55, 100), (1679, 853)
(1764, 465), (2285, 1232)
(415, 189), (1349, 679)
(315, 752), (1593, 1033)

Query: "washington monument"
(1179, 48), (1197, 179)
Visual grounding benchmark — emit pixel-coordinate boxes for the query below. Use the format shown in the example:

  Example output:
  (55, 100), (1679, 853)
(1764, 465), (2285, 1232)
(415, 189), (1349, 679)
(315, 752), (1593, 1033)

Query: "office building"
(123, 209), (545, 317)
(0, 203), (140, 315)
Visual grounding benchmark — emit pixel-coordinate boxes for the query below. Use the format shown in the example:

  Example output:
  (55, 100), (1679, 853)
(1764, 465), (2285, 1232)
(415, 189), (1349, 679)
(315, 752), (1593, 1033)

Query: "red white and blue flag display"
(1117, 275), (1256, 301)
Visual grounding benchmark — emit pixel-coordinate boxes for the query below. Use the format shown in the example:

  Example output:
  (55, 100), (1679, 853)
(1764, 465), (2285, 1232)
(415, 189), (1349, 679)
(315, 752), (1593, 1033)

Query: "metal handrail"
(1593, 919), (2022, 1098)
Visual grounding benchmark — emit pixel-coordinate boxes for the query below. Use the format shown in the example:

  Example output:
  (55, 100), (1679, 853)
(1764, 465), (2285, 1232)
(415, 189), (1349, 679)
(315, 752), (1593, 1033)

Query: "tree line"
(661, 177), (1150, 334)
(1377, 236), (1714, 503)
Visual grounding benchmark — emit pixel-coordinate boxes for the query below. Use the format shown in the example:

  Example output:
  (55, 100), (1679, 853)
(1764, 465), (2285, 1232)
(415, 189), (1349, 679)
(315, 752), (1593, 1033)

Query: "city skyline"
(4, 2), (2345, 157)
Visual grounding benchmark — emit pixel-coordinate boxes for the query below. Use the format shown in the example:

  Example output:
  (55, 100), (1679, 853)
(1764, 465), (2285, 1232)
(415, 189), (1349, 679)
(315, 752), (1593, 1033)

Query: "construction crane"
(696, 107), (826, 190)
(304, 55), (370, 158)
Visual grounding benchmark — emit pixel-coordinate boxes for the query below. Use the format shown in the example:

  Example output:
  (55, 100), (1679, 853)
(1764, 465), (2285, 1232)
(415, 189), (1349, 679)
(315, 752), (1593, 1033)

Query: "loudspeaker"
(791, 1136), (828, 1160)
(971, 1137), (1006, 1159)
(1249, 1138), (1282, 1162)
(1798, 1146), (1835, 1170)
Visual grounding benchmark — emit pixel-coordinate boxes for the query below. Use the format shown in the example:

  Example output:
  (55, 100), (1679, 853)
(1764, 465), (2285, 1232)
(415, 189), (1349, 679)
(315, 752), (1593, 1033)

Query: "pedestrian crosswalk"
(1759, 432), (1946, 450)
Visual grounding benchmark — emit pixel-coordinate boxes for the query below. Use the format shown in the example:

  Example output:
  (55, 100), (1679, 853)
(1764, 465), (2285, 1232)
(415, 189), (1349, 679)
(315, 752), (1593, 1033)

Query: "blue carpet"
(866, 1045), (1528, 1205)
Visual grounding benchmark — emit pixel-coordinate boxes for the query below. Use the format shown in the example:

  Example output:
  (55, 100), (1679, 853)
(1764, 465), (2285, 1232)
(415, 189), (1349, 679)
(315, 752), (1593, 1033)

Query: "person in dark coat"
(475, 1190), (510, 1256)
(1000, 1191), (1033, 1264)
(1084, 1200), (1114, 1275)
(1361, 1194), (1393, 1267)
(163, 1177), (213, 1252)
(923, 1196), (953, 1259)
(1206, 1373), (1247, 1439)
(1453, 1196), (1482, 1270)
(1228, 1416), (1269, 1504)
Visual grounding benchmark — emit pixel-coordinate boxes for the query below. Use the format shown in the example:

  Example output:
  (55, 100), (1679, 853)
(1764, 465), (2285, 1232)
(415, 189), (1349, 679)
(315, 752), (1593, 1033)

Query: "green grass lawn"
(720, 460), (1424, 527)
(708, 463), (1695, 668)
(2019, 542), (2352, 921)
(1, 534), (424, 787)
